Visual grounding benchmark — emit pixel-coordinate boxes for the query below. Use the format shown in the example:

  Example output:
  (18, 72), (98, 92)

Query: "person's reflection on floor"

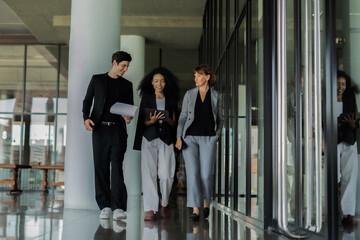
(93, 219), (126, 240)
(341, 226), (357, 240)
(142, 220), (159, 240)
(142, 219), (172, 240)
(187, 220), (211, 240)
(160, 219), (170, 240)
(202, 220), (210, 240)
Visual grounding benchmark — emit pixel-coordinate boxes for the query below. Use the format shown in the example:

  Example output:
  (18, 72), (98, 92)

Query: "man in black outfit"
(82, 51), (133, 221)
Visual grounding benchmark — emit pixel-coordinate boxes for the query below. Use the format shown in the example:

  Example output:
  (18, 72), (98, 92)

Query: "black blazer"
(133, 93), (178, 150)
(82, 73), (133, 130)
(338, 94), (358, 145)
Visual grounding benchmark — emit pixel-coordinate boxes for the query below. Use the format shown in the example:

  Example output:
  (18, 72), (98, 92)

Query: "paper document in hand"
(110, 102), (138, 117)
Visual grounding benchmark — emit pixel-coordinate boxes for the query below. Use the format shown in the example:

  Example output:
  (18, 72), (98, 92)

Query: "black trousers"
(92, 124), (128, 211)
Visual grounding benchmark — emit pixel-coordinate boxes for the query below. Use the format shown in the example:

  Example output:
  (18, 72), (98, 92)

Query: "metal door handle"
(276, 0), (305, 237)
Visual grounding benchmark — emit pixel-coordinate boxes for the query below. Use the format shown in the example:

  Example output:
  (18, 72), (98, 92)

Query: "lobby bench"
(0, 164), (31, 195)
(31, 165), (64, 195)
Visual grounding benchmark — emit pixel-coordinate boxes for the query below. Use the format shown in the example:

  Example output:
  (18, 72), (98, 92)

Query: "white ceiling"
(0, 0), (206, 95)
(0, 0), (206, 49)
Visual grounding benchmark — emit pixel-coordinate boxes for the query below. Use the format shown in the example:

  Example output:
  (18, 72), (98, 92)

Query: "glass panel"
(0, 114), (22, 164)
(237, 0), (246, 19)
(228, 39), (236, 209)
(230, 0), (235, 35)
(214, 0), (219, 63)
(215, 68), (220, 201)
(221, 0), (227, 52)
(204, 7), (209, 63)
(250, 0), (264, 220)
(286, 0), (296, 224)
(220, 62), (227, 205)
(0, 45), (24, 113)
(55, 115), (66, 165)
(26, 45), (59, 166)
(25, 45), (58, 114)
(335, 0), (359, 237)
(237, 18), (247, 214)
(59, 45), (68, 113)
(29, 114), (55, 165)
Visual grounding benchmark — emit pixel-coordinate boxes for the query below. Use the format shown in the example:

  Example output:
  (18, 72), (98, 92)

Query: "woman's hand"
(145, 111), (165, 126)
(175, 137), (182, 150)
(342, 113), (359, 129)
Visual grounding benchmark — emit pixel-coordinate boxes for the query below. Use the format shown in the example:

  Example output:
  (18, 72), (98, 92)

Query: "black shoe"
(202, 208), (210, 219)
(342, 215), (358, 226)
(190, 213), (200, 221)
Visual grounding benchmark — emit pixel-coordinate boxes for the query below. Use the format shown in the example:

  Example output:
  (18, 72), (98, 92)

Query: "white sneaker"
(100, 219), (111, 229)
(113, 220), (127, 233)
(99, 207), (112, 219)
(113, 209), (127, 220)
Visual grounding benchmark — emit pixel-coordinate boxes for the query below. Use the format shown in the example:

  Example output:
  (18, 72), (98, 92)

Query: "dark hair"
(112, 51), (132, 64)
(138, 67), (179, 100)
(337, 70), (358, 100)
(193, 64), (217, 86)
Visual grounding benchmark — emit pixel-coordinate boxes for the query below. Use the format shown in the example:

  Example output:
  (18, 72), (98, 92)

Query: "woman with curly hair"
(134, 67), (179, 221)
(337, 70), (359, 226)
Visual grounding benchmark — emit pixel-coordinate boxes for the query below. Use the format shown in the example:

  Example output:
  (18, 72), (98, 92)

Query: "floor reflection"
(0, 190), (288, 240)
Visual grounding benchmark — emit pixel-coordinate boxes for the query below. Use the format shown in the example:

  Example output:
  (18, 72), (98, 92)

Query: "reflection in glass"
(29, 114), (55, 165)
(335, 0), (360, 236)
(0, 44), (67, 190)
(55, 115), (67, 164)
(25, 45), (58, 114)
(0, 45), (25, 113)
(228, 39), (236, 209)
(250, 0), (264, 220)
(286, 0), (296, 224)
(59, 45), (69, 101)
(220, 63), (226, 205)
(221, 0), (227, 52)
(237, 19), (246, 214)
(0, 114), (22, 164)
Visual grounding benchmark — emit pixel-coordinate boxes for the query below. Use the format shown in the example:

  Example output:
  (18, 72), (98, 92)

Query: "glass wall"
(199, 0), (264, 222)
(250, 0), (264, 220)
(0, 45), (25, 165)
(335, 0), (360, 238)
(237, 19), (247, 214)
(0, 44), (67, 190)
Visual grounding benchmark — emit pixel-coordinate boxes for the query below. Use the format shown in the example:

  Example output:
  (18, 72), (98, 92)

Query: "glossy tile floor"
(0, 190), (357, 240)
(0, 190), (284, 240)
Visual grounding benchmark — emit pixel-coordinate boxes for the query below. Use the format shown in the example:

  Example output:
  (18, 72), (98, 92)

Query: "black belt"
(101, 121), (121, 126)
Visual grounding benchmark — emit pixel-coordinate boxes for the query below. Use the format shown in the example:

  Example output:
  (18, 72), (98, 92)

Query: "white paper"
(110, 102), (138, 117)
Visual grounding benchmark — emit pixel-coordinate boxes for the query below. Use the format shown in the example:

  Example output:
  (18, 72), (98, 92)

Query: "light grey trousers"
(141, 137), (175, 212)
(182, 135), (217, 208)
(338, 141), (358, 216)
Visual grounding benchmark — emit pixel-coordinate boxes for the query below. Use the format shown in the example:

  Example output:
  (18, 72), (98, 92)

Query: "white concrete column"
(120, 35), (145, 240)
(64, 0), (122, 210)
(120, 35), (145, 197)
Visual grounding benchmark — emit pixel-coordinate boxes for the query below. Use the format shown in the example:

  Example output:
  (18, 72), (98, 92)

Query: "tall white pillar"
(121, 35), (145, 196)
(121, 35), (145, 240)
(64, 0), (122, 210)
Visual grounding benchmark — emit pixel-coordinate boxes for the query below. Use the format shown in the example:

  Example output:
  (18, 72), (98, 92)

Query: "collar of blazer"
(189, 87), (218, 112)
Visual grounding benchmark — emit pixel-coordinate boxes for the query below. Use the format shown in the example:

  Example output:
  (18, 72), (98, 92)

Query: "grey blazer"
(177, 87), (224, 138)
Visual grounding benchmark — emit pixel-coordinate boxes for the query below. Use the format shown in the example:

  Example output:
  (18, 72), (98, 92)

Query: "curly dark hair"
(338, 70), (358, 101)
(138, 67), (179, 100)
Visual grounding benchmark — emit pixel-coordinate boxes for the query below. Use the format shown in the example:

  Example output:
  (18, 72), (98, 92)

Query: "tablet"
(145, 108), (169, 121)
